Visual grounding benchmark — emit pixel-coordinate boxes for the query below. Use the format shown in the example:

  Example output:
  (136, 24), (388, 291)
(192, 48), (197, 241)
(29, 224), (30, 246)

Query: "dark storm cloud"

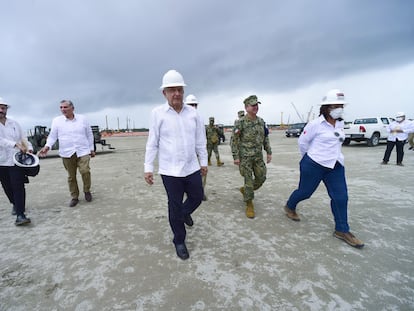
(1, 0), (413, 128)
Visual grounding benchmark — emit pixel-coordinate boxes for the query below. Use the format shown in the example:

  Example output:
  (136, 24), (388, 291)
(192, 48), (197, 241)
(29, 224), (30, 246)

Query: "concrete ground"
(1, 131), (413, 311)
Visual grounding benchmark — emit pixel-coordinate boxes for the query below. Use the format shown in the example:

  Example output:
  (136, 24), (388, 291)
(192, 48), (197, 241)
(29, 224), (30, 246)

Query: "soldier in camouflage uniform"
(231, 95), (272, 218)
(206, 117), (224, 166)
(230, 110), (245, 147)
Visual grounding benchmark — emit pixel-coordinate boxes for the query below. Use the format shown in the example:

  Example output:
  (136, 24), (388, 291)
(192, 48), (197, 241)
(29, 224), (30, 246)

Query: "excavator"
(27, 125), (114, 154)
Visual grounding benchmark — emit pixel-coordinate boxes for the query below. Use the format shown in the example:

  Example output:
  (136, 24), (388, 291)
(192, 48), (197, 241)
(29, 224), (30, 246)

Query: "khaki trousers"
(62, 154), (91, 199)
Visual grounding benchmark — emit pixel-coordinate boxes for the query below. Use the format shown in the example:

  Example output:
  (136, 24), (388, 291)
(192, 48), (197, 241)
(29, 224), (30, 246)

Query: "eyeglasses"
(334, 131), (344, 142)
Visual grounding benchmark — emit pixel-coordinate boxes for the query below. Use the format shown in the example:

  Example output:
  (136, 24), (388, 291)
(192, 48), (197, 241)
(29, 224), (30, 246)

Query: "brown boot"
(217, 159), (224, 166)
(245, 200), (255, 218)
(284, 205), (300, 221)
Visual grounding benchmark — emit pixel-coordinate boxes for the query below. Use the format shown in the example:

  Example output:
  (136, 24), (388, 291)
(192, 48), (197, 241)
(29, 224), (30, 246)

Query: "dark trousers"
(0, 166), (27, 216)
(161, 170), (203, 245)
(287, 154), (349, 232)
(383, 139), (405, 164)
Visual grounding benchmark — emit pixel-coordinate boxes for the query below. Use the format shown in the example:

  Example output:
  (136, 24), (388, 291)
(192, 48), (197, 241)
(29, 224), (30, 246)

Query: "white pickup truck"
(343, 117), (394, 146)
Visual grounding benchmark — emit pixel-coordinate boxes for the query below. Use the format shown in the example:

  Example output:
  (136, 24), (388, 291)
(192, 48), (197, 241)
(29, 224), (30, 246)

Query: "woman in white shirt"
(284, 89), (364, 249)
(0, 99), (38, 225)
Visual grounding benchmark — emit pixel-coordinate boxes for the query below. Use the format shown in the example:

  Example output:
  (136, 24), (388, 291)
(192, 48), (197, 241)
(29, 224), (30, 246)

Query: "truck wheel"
(343, 138), (351, 146)
(367, 133), (380, 147)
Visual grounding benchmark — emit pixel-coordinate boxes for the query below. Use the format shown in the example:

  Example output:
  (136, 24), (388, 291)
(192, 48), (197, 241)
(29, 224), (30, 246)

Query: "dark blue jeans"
(161, 170), (203, 245)
(286, 154), (349, 232)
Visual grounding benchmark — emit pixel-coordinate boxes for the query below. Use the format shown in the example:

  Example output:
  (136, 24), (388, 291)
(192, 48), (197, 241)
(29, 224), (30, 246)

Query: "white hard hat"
(320, 89), (348, 106)
(185, 94), (199, 105)
(160, 69), (186, 90)
(13, 151), (39, 168)
(396, 111), (405, 117)
(0, 97), (10, 107)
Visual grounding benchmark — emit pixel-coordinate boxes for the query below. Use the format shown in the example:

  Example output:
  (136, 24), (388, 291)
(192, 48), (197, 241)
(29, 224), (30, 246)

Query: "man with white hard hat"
(144, 70), (208, 260)
(0, 97), (39, 225)
(381, 112), (413, 166)
(185, 94), (208, 201)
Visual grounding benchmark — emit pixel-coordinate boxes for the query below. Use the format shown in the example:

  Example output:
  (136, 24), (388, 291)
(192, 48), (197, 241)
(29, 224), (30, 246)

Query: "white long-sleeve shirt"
(45, 114), (94, 158)
(298, 116), (345, 169)
(144, 103), (207, 177)
(0, 118), (32, 166)
(386, 119), (413, 142)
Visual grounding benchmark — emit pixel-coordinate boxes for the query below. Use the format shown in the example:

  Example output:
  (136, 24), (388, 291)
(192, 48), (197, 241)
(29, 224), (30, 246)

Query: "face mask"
(395, 117), (403, 122)
(329, 108), (344, 120)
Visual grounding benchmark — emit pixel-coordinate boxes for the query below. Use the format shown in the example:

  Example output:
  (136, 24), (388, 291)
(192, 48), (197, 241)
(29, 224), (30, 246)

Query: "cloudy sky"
(1, 0), (413, 131)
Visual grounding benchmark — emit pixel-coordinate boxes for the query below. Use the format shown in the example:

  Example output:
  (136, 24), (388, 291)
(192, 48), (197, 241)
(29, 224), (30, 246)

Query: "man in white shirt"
(144, 70), (208, 260)
(39, 100), (95, 207)
(185, 94), (208, 201)
(381, 112), (413, 166)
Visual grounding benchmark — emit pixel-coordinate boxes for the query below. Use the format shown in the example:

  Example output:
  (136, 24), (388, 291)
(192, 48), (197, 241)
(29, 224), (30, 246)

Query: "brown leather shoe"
(69, 198), (79, 207)
(284, 205), (300, 221)
(84, 192), (92, 202)
(334, 231), (364, 248)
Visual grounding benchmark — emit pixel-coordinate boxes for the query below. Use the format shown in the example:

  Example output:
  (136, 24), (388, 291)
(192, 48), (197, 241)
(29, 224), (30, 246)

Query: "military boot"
(217, 159), (224, 166)
(245, 200), (255, 218)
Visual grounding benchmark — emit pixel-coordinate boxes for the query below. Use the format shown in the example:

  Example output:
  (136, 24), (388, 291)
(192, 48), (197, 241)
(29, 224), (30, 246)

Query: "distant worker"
(408, 131), (414, 151)
(381, 112), (414, 166)
(39, 100), (95, 207)
(230, 110), (246, 147)
(231, 95), (272, 218)
(185, 94), (207, 201)
(206, 117), (224, 166)
(144, 70), (208, 260)
(284, 89), (364, 248)
(0, 98), (40, 225)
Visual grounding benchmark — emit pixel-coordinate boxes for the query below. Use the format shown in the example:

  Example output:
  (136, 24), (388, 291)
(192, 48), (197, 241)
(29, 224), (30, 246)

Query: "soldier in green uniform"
(206, 117), (224, 166)
(230, 110), (245, 147)
(231, 95), (272, 218)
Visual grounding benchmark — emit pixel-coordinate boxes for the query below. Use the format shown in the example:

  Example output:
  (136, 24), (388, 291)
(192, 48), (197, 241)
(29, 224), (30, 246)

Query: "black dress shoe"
(15, 214), (31, 226)
(84, 192), (92, 202)
(184, 215), (193, 227)
(69, 198), (79, 207)
(175, 243), (189, 260)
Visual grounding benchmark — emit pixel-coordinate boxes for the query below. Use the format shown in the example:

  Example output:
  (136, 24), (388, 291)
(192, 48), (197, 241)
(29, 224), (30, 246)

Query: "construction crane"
(291, 102), (305, 123)
(306, 106), (313, 122)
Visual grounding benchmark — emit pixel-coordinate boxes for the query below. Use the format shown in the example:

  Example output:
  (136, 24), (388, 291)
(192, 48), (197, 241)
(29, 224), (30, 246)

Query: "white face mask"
(330, 107), (344, 120)
(395, 117), (404, 122)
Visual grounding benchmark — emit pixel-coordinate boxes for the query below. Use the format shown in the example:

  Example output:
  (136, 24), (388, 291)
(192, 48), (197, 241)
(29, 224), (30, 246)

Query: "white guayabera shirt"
(144, 102), (207, 177)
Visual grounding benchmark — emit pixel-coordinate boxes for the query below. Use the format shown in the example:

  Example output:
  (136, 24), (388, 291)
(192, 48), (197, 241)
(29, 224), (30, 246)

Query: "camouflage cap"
(238, 110), (245, 118)
(209, 117), (214, 121)
(243, 95), (261, 106)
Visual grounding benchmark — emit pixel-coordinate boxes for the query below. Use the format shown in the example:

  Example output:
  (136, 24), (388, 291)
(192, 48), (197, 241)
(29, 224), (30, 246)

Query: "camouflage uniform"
(231, 99), (272, 203)
(230, 110), (245, 147)
(206, 117), (224, 166)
